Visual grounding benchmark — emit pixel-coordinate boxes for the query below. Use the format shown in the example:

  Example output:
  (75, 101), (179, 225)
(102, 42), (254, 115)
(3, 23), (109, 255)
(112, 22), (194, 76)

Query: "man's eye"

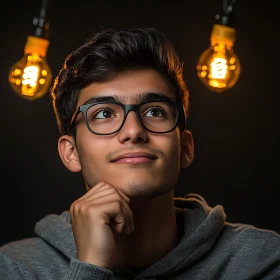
(144, 107), (164, 117)
(94, 109), (115, 119)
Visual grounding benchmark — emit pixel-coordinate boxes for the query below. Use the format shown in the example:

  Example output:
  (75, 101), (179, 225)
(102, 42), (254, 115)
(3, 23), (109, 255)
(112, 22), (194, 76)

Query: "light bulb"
(197, 24), (241, 93)
(8, 36), (52, 100)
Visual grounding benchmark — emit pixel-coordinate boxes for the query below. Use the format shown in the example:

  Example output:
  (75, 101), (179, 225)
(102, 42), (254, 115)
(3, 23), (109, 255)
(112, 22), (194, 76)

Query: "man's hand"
(70, 182), (134, 269)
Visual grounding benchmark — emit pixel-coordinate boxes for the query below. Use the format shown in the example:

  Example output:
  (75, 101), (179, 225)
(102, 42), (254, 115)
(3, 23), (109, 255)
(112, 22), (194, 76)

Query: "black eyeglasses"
(70, 99), (185, 135)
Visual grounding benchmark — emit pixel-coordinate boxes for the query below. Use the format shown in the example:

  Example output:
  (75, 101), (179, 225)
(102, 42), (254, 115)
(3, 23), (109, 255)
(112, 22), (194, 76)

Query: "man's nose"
(117, 111), (148, 144)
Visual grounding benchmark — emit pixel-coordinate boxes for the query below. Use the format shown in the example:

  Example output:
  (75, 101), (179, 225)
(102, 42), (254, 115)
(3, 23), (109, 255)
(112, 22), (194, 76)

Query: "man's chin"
(119, 180), (173, 201)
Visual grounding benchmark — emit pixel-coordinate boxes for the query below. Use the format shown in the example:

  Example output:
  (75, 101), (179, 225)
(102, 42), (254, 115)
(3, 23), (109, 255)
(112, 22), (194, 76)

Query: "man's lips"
(110, 152), (158, 164)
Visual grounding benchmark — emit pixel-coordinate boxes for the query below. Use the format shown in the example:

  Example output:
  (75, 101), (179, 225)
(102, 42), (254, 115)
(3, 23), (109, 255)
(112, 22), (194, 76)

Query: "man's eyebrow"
(83, 95), (120, 105)
(83, 92), (175, 105)
(136, 92), (175, 103)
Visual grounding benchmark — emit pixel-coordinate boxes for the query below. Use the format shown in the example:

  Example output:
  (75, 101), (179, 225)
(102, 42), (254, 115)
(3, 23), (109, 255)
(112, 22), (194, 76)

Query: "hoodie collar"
(139, 193), (226, 277)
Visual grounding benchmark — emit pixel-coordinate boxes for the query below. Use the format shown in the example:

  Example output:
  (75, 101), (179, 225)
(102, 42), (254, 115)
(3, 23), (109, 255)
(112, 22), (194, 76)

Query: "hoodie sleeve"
(64, 259), (114, 280)
(0, 252), (113, 280)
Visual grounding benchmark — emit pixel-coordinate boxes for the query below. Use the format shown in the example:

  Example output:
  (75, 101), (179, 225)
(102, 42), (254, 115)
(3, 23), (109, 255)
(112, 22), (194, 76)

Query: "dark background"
(1, 1), (279, 246)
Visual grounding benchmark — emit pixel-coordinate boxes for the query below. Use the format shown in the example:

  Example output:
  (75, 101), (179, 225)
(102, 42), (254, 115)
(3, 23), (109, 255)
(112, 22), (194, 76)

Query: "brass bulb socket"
(24, 36), (50, 57)
(210, 24), (236, 47)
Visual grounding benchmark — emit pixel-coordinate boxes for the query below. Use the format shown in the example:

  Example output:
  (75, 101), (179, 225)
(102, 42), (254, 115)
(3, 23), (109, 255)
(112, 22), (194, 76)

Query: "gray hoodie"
(1, 193), (280, 280)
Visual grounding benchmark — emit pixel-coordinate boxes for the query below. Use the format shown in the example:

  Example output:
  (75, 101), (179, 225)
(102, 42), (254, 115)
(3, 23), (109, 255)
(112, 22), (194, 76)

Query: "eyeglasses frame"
(70, 99), (186, 135)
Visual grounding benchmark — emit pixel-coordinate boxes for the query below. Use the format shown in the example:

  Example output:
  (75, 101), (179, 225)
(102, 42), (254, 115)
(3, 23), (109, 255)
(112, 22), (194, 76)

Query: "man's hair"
(50, 27), (190, 136)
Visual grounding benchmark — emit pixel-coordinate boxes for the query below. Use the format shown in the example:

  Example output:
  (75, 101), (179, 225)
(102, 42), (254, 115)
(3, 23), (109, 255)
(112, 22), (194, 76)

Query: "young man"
(1, 27), (280, 279)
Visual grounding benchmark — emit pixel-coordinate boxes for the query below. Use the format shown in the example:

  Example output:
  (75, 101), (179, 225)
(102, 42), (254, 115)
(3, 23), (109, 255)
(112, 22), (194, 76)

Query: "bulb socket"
(210, 24), (236, 47)
(24, 36), (50, 57)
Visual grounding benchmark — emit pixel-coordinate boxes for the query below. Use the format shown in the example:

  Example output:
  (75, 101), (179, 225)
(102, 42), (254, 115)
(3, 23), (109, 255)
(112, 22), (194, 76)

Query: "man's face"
(73, 69), (184, 200)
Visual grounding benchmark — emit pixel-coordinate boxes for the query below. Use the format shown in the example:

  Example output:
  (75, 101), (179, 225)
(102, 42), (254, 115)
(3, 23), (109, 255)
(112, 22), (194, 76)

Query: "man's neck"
(114, 191), (180, 269)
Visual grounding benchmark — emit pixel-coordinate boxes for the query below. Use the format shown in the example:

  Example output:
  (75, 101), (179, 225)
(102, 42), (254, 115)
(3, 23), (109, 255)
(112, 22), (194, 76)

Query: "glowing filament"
(21, 66), (40, 96)
(210, 57), (227, 79)
(22, 66), (39, 86)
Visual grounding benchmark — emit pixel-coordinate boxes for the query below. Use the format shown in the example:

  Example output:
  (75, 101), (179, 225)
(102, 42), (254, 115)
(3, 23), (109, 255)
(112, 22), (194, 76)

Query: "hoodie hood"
(34, 193), (226, 278)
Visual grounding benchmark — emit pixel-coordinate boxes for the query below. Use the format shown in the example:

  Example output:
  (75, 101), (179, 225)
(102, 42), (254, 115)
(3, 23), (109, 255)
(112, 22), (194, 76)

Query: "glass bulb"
(197, 24), (241, 93)
(8, 36), (52, 100)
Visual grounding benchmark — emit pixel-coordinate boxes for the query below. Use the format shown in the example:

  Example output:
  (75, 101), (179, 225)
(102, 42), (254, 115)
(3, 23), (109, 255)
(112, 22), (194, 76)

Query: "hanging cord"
(215, 0), (237, 26)
(32, 0), (51, 39)
(223, 0), (236, 15)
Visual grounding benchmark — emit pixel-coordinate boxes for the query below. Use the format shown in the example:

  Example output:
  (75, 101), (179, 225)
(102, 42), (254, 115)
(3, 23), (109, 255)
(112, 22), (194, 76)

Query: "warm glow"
(197, 24), (241, 93)
(8, 36), (52, 100)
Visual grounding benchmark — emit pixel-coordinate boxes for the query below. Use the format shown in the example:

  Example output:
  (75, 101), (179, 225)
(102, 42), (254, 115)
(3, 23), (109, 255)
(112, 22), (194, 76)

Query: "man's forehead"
(77, 69), (176, 106)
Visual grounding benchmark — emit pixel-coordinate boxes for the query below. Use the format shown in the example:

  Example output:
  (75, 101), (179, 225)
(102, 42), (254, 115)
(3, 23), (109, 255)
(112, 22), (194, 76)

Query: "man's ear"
(57, 135), (81, 172)
(180, 130), (194, 168)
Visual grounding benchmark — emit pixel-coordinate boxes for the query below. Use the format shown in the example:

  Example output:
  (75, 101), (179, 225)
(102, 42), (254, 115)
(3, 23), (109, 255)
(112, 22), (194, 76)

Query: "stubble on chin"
(124, 181), (174, 201)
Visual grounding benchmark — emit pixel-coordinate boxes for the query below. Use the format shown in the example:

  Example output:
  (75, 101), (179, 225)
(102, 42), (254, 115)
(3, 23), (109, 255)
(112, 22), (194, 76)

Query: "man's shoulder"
(224, 222), (280, 239)
(0, 236), (69, 279)
(220, 222), (280, 252)
(1, 237), (55, 261)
